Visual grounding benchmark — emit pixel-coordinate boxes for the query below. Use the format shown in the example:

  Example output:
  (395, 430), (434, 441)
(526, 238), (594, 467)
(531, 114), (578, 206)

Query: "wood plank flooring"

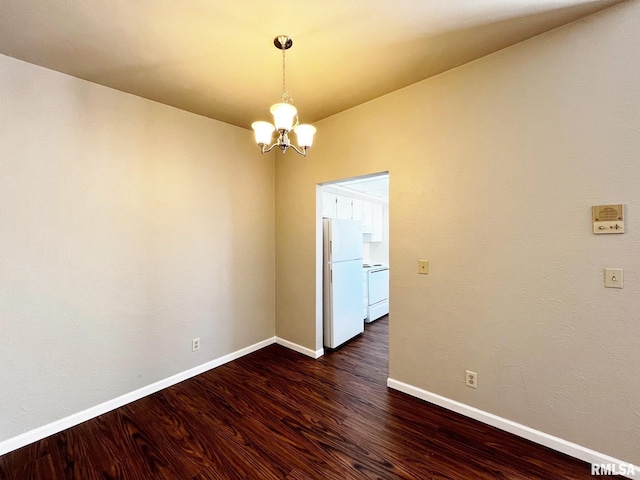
(0, 316), (615, 479)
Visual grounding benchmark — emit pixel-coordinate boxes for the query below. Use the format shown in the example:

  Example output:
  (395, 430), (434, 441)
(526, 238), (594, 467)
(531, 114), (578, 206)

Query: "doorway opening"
(315, 172), (389, 357)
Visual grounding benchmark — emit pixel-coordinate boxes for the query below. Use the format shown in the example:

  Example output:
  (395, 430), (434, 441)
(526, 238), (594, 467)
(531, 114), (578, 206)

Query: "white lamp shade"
(270, 103), (297, 131)
(293, 124), (316, 148)
(251, 121), (275, 145)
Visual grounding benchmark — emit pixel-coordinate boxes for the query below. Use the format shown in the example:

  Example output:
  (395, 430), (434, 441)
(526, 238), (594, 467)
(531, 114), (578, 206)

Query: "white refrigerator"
(323, 218), (364, 348)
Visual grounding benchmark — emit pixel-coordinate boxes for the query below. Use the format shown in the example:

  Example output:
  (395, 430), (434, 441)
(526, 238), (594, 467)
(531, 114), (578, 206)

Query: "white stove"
(362, 264), (389, 322)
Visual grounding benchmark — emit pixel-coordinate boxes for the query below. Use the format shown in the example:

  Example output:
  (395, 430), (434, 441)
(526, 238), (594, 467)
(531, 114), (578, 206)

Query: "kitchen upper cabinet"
(361, 201), (374, 233)
(351, 199), (364, 224)
(336, 195), (352, 220)
(322, 189), (385, 242)
(370, 203), (384, 242)
(322, 192), (337, 218)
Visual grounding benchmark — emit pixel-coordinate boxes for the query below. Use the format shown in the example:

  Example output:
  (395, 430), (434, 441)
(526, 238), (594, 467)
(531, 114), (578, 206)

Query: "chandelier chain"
(281, 43), (294, 104)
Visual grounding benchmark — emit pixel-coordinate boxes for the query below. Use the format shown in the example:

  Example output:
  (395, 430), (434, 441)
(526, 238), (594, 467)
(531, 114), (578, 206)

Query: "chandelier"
(251, 35), (316, 156)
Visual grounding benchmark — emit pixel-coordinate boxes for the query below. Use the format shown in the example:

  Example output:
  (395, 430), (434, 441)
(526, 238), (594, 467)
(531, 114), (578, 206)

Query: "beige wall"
(275, 1), (639, 465)
(0, 54), (275, 441)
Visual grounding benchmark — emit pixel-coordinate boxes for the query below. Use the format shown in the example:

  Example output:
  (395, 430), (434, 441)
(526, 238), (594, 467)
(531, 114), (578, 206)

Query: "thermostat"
(592, 204), (624, 234)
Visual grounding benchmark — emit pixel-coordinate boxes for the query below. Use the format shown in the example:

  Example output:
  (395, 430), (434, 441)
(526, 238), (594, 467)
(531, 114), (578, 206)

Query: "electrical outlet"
(192, 338), (200, 352)
(466, 370), (477, 389)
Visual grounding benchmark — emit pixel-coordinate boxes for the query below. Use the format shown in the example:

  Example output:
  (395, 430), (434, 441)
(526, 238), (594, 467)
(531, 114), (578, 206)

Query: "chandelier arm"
(260, 143), (280, 154)
(289, 144), (308, 156)
(259, 140), (307, 157)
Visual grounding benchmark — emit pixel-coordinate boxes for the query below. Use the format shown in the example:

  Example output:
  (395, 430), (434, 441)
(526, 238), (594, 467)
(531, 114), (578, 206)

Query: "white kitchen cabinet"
(352, 199), (364, 224)
(361, 201), (374, 233)
(324, 190), (385, 242)
(322, 192), (337, 218)
(336, 194), (352, 220)
(370, 203), (384, 242)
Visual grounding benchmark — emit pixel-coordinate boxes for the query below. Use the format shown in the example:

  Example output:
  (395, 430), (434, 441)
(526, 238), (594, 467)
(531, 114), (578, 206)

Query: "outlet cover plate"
(466, 370), (478, 389)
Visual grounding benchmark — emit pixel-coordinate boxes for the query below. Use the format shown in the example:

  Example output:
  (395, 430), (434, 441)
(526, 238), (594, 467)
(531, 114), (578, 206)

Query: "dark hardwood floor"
(0, 316), (613, 479)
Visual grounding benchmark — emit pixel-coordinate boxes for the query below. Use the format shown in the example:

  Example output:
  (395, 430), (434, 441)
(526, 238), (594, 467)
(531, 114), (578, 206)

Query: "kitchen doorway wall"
(316, 172), (389, 355)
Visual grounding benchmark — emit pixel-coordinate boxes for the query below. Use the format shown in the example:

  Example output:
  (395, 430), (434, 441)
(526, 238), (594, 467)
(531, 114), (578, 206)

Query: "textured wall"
(275, 1), (639, 465)
(0, 54), (275, 441)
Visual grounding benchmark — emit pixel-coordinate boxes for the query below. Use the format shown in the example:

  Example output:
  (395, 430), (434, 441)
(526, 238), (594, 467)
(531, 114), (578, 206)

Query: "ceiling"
(336, 175), (390, 201)
(0, 1), (624, 130)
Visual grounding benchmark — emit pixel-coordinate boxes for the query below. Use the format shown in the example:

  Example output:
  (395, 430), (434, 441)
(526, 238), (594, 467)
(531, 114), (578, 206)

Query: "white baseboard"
(0, 337), (276, 457)
(387, 378), (638, 479)
(276, 337), (324, 359)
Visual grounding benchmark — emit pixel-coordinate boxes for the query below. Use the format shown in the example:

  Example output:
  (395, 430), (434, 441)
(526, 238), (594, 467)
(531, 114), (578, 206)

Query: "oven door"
(368, 268), (389, 306)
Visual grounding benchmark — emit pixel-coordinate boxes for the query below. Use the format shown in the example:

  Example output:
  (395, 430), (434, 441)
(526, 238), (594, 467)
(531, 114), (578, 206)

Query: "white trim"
(0, 337), (276, 457)
(276, 337), (324, 359)
(387, 378), (638, 479)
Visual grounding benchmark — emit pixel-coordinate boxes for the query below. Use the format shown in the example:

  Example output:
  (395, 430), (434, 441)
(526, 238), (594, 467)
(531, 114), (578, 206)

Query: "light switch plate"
(418, 260), (429, 275)
(605, 268), (623, 288)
